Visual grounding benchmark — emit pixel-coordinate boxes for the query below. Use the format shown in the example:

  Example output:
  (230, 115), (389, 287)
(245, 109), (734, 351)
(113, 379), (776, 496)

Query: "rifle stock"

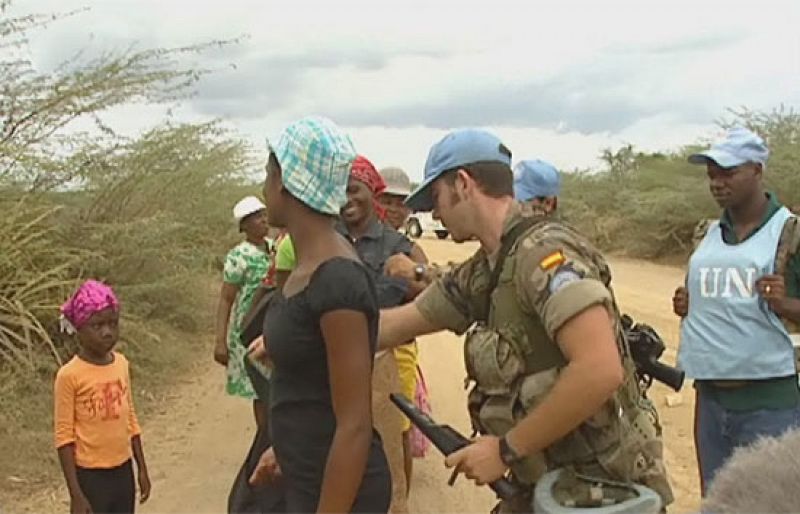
(389, 393), (522, 501)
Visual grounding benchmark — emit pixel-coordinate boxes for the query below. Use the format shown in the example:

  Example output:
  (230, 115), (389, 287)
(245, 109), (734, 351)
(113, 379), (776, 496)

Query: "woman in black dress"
(249, 116), (391, 513)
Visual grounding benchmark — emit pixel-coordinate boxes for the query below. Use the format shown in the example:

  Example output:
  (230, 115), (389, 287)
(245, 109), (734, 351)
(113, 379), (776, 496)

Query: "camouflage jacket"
(415, 203), (673, 505)
(421, 204), (551, 282)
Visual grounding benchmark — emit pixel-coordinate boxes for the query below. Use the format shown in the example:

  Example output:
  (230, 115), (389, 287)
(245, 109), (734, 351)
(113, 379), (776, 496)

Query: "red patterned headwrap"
(350, 155), (387, 220)
(60, 280), (119, 333)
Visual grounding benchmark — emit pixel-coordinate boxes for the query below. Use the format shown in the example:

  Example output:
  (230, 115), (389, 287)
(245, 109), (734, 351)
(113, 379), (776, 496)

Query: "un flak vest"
(678, 207), (796, 380)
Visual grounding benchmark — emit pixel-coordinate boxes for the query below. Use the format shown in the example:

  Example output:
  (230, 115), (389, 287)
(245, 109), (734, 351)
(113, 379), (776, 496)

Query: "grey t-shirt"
(335, 218), (413, 308)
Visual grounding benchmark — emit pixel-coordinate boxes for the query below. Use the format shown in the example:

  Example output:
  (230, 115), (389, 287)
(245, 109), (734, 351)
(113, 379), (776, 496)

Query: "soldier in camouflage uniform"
(386, 156), (559, 286)
(379, 128), (673, 512)
(513, 159), (561, 215)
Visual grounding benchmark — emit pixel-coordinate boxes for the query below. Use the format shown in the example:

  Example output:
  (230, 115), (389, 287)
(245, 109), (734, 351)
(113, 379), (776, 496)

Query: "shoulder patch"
(548, 263), (582, 294)
(539, 250), (566, 271)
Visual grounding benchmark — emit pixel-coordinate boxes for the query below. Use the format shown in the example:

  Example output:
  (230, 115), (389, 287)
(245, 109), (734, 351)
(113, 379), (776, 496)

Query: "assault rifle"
(622, 314), (685, 392)
(389, 393), (522, 501)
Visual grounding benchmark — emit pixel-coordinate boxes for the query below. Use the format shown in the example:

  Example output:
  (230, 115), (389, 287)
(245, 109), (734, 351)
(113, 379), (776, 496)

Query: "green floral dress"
(223, 240), (271, 399)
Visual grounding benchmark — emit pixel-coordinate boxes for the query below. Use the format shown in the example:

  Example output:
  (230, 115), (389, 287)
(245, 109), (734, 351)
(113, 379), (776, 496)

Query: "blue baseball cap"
(404, 128), (512, 211)
(688, 127), (769, 169)
(513, 159), (560, 201)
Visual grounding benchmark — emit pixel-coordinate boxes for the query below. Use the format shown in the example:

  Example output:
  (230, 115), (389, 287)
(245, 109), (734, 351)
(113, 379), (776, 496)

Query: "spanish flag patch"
(539, 250), (566, 271)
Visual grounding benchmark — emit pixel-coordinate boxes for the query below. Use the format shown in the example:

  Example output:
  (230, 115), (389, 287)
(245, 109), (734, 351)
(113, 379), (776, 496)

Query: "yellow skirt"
(372, 350), (408, 513)
(393, 341), (419, 432)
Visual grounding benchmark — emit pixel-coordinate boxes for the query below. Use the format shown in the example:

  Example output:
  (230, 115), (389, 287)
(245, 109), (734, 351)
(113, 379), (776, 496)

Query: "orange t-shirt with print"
(54, 352), (142, 469)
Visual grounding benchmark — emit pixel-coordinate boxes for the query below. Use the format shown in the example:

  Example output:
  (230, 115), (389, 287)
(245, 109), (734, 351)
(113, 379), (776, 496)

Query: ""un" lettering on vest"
(698, 267), (757, 298)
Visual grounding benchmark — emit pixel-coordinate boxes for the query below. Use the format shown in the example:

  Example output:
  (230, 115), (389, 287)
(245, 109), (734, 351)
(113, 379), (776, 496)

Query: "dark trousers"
(695, 385), (800, 495)
(76, 459), (135, 514)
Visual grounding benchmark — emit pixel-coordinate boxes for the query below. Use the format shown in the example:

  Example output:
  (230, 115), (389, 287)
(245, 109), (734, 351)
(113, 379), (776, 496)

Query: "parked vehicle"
(405, 211), (448, 240)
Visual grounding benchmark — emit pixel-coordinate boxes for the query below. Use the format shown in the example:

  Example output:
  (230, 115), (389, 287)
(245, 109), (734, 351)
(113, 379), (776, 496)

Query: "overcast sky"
(9, 0), (800, 181)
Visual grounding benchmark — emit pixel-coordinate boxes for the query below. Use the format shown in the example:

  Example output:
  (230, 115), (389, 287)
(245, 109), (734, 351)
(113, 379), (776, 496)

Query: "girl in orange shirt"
(54, 280), (151, 514)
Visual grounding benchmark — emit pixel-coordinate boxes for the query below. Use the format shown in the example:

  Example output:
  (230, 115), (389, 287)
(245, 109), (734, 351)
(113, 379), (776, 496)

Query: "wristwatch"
(499, 435), (524, 466)
(413, 264), (426, 282)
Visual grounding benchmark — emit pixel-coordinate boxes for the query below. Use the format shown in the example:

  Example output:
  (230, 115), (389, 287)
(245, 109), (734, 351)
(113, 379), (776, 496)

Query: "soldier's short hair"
(442, 161), (514, 199)
(703, 427), (800, 513)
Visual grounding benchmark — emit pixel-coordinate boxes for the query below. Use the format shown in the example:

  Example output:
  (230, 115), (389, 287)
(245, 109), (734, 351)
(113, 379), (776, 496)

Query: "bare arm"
(275, 270), (290, 292)
(131, 435), (151, 503)
(385, 253), (451, 288)
(404, 279), (429, 300)
(131, 435), (147, 469)
(409, 243), (429, 265)
(378, 302), (442, 351)
(505, 304), (624, 457)
(214, 283), (239, 364)
(316, 310), (374, 514)
(402, 244), (431, 299)
(774, 298), (800, 324)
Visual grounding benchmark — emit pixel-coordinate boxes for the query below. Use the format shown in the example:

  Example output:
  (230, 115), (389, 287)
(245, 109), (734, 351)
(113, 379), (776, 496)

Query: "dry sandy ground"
(6, 236), (698, 514)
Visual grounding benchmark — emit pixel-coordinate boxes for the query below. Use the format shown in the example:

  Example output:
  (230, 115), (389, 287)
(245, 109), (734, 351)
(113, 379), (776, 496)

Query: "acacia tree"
(563, 107), (800, 257)
(0, 1), (235, 191)
(0, 3), (249, 372)
(718, 106), (800, 203)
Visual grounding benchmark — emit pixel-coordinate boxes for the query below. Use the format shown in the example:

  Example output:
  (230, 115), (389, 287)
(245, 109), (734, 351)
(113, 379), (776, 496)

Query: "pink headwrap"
(60, 280), (120, 333)
(350, 155), (387, 220)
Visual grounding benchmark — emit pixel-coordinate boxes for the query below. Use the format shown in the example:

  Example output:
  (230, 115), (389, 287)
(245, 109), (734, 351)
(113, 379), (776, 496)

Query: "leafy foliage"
(0, 2), (237, 191)
(562, 107), (800, 258)
(0, 4), (262, 494)
(0, 4), (255, 374)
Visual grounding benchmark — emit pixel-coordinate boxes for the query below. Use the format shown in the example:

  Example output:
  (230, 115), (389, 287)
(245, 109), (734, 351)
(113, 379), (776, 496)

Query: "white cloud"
(6, 0), (800, 182)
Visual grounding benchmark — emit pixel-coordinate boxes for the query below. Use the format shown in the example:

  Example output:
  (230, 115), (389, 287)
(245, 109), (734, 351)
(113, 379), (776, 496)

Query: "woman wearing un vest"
(673, 127), (800, 496)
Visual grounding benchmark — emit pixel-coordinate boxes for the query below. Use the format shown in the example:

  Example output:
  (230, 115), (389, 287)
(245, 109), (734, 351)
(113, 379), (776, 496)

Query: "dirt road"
(12, 237), (699, 514)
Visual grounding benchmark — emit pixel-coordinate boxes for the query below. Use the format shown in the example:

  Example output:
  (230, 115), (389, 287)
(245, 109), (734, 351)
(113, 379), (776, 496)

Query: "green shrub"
(562, 107), (800, 258)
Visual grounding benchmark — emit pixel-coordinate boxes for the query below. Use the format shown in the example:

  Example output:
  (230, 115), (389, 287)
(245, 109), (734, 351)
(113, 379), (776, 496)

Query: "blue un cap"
(688, 127), (769, 169)
(404, 128), (512, 212)
(513, 159), (560, 201)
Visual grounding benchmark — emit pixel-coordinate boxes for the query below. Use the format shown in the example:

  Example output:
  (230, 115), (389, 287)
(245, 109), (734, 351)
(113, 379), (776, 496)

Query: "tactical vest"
(463, 220), (671, 504)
